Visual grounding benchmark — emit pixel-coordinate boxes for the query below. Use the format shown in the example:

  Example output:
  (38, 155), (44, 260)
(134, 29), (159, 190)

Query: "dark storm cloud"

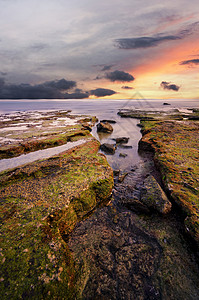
(0, 83), (63, 99)
(180, 58), (199, 65)
(64, 88), (89, 99)
(90, 88), (117, 97)
(44, 79), (76, 90)
(106, 70), (135, 82)
(121, 86), (134, 89)
(115, 35), (181, 49)
(0, 78), (89, 99)
(115, 22), (199, 50)
(160, 81), (180, 91)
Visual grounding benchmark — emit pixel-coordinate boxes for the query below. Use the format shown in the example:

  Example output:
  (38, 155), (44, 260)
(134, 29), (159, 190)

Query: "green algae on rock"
(139, 119), (199, 248)
(0, 110), (97, 159)
(117, 109), (187, 121)
(0, 138), (114, 299)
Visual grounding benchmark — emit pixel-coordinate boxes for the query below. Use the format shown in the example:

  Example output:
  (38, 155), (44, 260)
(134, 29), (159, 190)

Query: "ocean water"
(0, 98), (198, 115)
(0, 99), (198, 171)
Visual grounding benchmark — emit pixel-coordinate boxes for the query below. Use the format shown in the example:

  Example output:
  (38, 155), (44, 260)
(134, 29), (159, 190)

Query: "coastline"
(0, 105), (199, 299)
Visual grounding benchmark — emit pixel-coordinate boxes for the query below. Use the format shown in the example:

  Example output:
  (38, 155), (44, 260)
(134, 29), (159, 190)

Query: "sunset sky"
(0, 0), (199, 99)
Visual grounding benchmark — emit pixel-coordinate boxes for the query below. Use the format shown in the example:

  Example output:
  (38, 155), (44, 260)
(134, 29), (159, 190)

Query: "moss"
(139, 118), (199, 247)
(0, 138), (114, 299)
(0, 111), (95, 159)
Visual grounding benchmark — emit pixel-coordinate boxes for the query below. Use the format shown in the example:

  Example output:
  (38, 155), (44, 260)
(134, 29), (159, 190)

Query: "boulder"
(0, 139), (114, 299)
(140, 175), (172, 214)
(113, 137), (129, 144)
(100, 143), (116, 154)
(97, 122), (113, 133)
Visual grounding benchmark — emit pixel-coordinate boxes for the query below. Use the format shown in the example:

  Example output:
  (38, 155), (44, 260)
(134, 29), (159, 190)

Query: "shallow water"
(0, 139), (87, 172)
(0, 98), (198, 172)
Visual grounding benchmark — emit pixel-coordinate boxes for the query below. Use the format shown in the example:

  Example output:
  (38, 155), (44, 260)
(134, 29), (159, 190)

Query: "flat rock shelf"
(1, 107), (199, 299)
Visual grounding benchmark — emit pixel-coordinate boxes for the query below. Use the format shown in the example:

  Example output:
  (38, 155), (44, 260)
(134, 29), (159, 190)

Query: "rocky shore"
(0, 108), (199, 299)
(0, 111), (113, 299)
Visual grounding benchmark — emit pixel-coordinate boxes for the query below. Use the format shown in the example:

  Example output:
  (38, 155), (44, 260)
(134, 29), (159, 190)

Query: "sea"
(0, 98), (198, 171)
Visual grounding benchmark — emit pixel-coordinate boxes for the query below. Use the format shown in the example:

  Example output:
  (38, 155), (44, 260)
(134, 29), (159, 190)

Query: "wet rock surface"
(0, 110), (97, 159)
(69, 152), (199, 299)
(69, 206), (162, 300)
(68, 111), (199, 299)
(139, 119), (199, 248)
(1, 108), (199, 299)
(100, 143), (116, 154)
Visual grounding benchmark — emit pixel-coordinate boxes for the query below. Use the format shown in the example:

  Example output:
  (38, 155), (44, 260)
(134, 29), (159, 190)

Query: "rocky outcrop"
(0, 138), (114, 299)
(97, 121), (113, 133)
(140, 175), (172, 214)
(0, 110), (95, 159)
(69, 203), (199, 299)
(139, 118), (199, 248)
(113, 137), (129, 144)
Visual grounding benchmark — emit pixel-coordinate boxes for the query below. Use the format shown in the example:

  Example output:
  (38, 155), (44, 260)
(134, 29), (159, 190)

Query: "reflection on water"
(92, 115), (142, 171)
(96, 131), (112, 141)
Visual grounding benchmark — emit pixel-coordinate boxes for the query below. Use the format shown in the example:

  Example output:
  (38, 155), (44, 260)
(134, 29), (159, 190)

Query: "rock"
(138, 139), (154, 152)
(140, 175), (172, 214)
(81, 124), (92, 132)
(119, 153), (127, 158)
(121, 197), (151, 214)
(188, 114), (199, 120)
(0, 139), (114, 299)
(100, 143), (116, 154)
(113, 137), (129, 144)
(100, 119), (116, 124)
(0, 110), (94, 159)
(97, 122), (113, 133)
(163, 102), (171, 105)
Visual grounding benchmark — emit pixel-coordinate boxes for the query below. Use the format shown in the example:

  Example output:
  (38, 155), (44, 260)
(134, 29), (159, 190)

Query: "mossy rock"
(140, 175), (172, 214)
(139, 118), (199, 247)
(0, 139), (114, 299)
(0, 110), (95, 159)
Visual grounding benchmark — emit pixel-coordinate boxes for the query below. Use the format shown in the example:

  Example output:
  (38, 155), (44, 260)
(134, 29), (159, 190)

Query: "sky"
(0, 0), (199, 99)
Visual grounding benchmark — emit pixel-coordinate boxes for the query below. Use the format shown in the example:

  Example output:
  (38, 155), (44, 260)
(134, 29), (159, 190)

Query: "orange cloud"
(128, 35), (199, 99)
(132, 37), (199, 77)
